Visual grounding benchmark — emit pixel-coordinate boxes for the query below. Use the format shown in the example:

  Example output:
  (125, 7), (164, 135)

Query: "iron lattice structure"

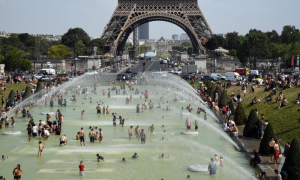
(101, 0), (213, 56)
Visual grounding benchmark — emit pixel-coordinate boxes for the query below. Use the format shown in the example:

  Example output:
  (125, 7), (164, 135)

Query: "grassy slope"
(1, 84), (30, 99)
(227, 85), (300, 143)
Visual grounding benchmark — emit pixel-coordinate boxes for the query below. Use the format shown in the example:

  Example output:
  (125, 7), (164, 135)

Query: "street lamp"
(278, 57), (281, 73)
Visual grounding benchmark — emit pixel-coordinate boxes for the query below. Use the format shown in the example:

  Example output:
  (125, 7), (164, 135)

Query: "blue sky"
(0, 0), (299, 40)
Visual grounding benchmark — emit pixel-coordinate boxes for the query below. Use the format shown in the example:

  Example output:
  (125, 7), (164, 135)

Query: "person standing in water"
(78, 161), (86, 176)
(96, 104), (101, 114)
(37, 141), (44, 157)
(148, 124), (154, 133)
(99, 128), (103, 143)
(81, 110), (84, 120)
(79, 128), (86, 146)
(204, 112), (207, 121)
(136, 104), (140, 113)
(89, 129), (95, 142)
(12, 164), (23, 180)
(128, 126), (133, 139)
(194, 120), (198, 131)
(135, 126), (140, 138)
(208, 158), (217, 175)
(138, 129), (146, 144)
(185, 118), (191, 130)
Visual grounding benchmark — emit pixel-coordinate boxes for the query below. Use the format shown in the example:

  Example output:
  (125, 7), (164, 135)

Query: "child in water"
(204, 112), (207, 121)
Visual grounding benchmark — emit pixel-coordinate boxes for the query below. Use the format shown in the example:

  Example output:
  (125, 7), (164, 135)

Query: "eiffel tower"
(100, 0), (213, 56)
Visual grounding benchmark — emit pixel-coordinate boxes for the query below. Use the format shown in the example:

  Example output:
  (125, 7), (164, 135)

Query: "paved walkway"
(216, 111), (285, 179)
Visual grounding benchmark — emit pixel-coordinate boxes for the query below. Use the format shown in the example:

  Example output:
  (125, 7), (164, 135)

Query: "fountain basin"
(40, 112), (55, 115)
(181, 131), (198, 135)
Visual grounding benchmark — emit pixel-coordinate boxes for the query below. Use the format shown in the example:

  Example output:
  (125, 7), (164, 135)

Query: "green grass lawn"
(1, 84), (32, 99)
(227, 84), (300, 143)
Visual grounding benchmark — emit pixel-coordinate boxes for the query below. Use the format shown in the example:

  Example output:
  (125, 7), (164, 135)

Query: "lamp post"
(278, 57), (281, 73)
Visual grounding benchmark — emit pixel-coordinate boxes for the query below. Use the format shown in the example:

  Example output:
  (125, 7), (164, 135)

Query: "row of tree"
(205, 25), (300, 69)
(0, 28), (105, 71)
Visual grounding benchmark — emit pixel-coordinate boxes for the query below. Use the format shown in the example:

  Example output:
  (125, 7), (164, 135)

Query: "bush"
(243, 109), (258, 137)
(8, 90), (15, 104)
(22, 86), (32, 100)
(259, 123), (275, 155)
(218, 90), (228, 108)
(57, 78), (62, 85)
(36, 82), (43, 93)
(214, 86), (222, 102)
(282, 139), (300, 179)
(208, 83), (216, 97)
(229, 99), (235, 115)
(234, 103), (246, 125)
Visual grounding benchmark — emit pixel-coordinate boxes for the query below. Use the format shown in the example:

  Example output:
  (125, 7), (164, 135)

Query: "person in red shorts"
(274, 139), (280, 165)
(185, 118), (191, 130)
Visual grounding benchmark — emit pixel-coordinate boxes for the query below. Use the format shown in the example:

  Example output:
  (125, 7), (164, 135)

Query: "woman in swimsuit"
(13, 164), (23, 180)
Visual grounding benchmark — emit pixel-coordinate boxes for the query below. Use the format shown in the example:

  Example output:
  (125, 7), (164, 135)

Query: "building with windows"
(172, 34), (179, 40)
(180, 33), (188, 40)
(138, 23), (149, 40)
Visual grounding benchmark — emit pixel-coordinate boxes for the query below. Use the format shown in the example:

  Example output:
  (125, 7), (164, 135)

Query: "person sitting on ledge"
(250, 149), (261, 167)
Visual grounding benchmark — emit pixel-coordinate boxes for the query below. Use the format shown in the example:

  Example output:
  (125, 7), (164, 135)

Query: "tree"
(61, 28), (90, 49)
(265, 30), (281, 44)
(229, 49), (237, 57)
(281, 139), (300, 179)
(259, 123), (275, 155)
(225, 32), (240, 50)
(234, 103), (247, 125)
(229, 99), (235, 115)
(208, 83), (217, 97)
(0, 49), (3, 61)
(36, 82), (43, 93)
(47, 44), (69, 59)
(243, 109), (258, 137)
(281, 25), (300, 44)
(205, 35), (228, 50)
(182, 41), (191, 46)
(236, 36), (250, 65)
(218, 90), (228, 108)
(8, 90), (15, 105)
(22, 86), (32, 100)
(57, 78), (63, 85)
(1, 48), (32, 71)
(75, 40), (86, 56)
(214, 86), (222, 102)
(88, 38), (104, 55)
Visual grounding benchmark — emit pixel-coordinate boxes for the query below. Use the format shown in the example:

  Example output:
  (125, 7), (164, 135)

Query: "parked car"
(126, 68), (132, 73)
(283, 70), (294, 75)
(182, 74), (197, 80)
(84, 71), (98, 75)
(174, 69), (182, 75)
(248, 74), (262, 82)
(202, 75), (215, 81)
(34, 73), (43, 80)
(116, 74), (132, 80)
(225, 72), (242, 81)
(166, 69), (174, 73)
(57, 73), (69, 79)
(131, 72), (138, 77)
(39, 76), (55, 82)
(210, 73), (225, 80)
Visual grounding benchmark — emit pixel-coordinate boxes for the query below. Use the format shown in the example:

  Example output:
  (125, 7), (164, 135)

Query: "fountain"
(0, 73), (255, 179)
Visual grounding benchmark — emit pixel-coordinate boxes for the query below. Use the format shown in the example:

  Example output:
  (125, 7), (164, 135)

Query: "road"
(129, 60), (170, 73)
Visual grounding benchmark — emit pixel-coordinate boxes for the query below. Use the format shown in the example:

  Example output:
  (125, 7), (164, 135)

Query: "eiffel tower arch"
(100, 0), (213, 56)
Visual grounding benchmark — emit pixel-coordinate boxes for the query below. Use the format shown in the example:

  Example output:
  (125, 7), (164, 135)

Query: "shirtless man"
(79, 128), (86, 146)
(106, 106), (110, 114)
(46, 113), (51, 121)
(274, 139), (280, 165)
(128, 126), (133, 139)
(185, 118), (191, 130)
(38, 141), (44, 157)
(138, 129), (146, 144)
(95, 132), (99, 140)
(96, 104), (101, 114)
(269, 138), (275, 163)
(135, 126), (140, 138)
(99, 128), (103, 143)
(89, 129), (95, 142)
(81, 110), (84, 120)
(59, 135), (68, 146)
(4, 116), (9, 128)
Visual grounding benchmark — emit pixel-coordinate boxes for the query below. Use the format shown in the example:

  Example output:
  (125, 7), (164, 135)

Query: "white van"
(225, 72), (242, 81)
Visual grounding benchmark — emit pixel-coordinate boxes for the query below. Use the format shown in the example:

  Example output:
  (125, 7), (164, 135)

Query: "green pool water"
(0, 78), (255, 180)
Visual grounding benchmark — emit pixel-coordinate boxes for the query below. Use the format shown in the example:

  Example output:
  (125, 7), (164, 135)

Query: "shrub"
(234, 103), (246, 125)
(8, 90), (15, 104)
(57, 78), (62, 85)
(218, 90), (228, 108)
(208, 83), (216, 97)
(229, 99), (235, 115)
(243, 109), (258, 137)
(259, 123), (275, 155)
(214, 86), (222, 102)
(36, 82), (43, 93)
(22, 86), (32, 100)
(282, 139), (300, 179)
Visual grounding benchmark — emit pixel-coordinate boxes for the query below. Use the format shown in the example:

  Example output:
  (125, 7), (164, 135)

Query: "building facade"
(172, 34), (179, 40)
